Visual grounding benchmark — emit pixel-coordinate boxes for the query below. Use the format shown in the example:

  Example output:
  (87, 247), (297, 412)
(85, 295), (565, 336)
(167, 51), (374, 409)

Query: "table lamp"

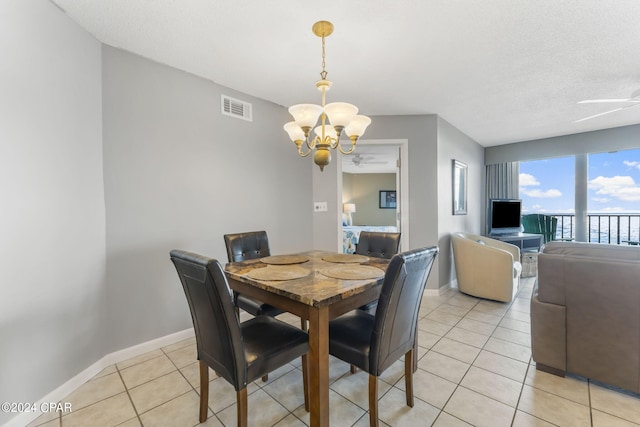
(343, 203), (356, 226)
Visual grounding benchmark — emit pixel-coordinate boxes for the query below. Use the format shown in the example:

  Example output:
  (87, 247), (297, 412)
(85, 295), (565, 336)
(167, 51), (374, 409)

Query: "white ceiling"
(51, 0), (640, 147)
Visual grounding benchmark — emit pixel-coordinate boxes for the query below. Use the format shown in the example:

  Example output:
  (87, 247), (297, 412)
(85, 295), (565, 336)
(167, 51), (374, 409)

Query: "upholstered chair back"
(224, 231), (270, 262)
(355, 231), (401, 259)
(370, 246), (438, 374)
(170, 250), (246, 389)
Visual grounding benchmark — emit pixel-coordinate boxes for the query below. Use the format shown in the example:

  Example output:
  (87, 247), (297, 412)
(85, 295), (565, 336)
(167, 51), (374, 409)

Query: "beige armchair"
(451, 232), (522, 302)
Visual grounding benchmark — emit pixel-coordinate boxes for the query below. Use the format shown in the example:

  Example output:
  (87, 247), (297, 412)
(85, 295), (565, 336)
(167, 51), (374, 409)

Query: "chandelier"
(283, 21), (371, 171)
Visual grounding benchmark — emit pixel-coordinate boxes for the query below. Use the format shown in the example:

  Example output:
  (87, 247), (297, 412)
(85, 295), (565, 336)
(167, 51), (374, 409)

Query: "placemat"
(321, 253), (369, 264)
(260, 255), (310, 265)
(320, 265), (385, 280)
(246, 265), (310, 281)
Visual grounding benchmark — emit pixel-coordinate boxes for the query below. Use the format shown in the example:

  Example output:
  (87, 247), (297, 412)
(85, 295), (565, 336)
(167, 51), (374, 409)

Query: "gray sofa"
(531, 241), (640, 393)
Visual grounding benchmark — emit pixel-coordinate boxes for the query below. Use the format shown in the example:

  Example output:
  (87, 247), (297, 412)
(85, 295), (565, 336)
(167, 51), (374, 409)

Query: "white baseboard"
(103, 328), (194, 367)
(424, 280), (454, 297)
(2, 328), (194, 427)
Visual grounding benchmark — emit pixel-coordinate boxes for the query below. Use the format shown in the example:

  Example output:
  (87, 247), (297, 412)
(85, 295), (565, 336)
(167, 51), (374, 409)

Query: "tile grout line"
(432, 283), (534, 425)
(588, 379), (594, 427)
(253, 363), (308, 427)
(159, 344), (228, 426)
(342, 283), (530, 425)
(419, 292), (487, 425)
(510, 360), (563, 427)
(510, 279), (575, 426)
(114, 364), (143, 427)
(508, 282), (534, 427)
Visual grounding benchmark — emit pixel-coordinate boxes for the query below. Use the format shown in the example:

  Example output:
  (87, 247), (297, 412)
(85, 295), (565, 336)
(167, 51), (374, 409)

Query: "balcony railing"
(545, 213), (640, 245)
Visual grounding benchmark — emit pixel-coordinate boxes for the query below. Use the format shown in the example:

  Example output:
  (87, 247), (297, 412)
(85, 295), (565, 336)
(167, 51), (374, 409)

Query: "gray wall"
(437, 117), (485, 287)
(317, 115), (442, 289)
(344, 173), (397, 226)
(0, 1), (105, 422)
(0, 2), (312, 418)
(485, 124), (640, 164)
(102, 46), (313, 351)
(312, 153), (342, 251)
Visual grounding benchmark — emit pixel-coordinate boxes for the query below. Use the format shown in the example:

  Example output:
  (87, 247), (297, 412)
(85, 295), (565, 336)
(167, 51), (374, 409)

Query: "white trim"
(424, 281), (454, 297)
(2, 328), (194, 427)
(338, 139), (410, 251)
(105, 328), (194, 366)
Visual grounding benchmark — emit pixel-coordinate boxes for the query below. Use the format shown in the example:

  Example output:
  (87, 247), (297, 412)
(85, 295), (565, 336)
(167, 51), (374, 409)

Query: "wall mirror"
(452, 160), (468, 215)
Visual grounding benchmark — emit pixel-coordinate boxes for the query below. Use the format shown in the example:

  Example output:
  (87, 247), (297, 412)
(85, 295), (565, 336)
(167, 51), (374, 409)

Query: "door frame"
(337, 139), (410, 252)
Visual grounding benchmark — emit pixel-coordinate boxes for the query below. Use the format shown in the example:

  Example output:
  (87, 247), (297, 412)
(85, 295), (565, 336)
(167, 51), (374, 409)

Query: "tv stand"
(489, 233), (542, 252)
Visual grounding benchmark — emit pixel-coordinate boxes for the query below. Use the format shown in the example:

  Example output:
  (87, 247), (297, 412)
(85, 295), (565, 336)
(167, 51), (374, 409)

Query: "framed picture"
(452, 159), (468, 215)
(379, 190), (397, 209)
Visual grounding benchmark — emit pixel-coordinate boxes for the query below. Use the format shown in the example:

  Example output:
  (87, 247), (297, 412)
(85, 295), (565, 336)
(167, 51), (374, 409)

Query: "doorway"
(337, 139), (409, 252)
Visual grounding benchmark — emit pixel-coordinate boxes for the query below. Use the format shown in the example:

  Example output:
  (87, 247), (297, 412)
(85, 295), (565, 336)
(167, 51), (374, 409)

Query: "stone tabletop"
(224, 250), (391, 307)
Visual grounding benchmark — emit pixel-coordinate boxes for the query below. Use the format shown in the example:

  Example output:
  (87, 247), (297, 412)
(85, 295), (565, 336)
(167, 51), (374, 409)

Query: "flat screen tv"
(489, 199), (522, 235)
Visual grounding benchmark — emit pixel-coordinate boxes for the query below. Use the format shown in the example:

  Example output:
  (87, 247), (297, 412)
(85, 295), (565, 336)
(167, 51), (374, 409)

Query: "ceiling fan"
(351, 153), (387, 166)
(574, 89), (640, 123)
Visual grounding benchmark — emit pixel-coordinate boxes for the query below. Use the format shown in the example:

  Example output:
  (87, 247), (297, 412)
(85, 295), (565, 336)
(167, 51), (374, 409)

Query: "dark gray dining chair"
(223, 231), (283, 318)
(170, 249), (309, 426)
(328, 246), (438, 427)
(355, 231), (401, 260)
(225, 230), (309, 383)
(355, 231), (401, 315)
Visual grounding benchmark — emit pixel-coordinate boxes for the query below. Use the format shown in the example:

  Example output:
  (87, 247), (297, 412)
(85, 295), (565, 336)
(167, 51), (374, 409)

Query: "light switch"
(314, 202), (328, 212)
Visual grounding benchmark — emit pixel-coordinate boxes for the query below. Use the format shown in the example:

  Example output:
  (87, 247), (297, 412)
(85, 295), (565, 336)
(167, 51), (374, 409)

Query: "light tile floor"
(27, 277), (640, 427)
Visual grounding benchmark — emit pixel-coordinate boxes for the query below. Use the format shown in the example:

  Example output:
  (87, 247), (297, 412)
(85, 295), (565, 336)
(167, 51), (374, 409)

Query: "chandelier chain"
(320, 36), (328, 80)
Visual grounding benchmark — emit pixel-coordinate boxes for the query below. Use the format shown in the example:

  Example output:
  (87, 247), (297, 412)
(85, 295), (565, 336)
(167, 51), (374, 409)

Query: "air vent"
(221, 95), (252, 121)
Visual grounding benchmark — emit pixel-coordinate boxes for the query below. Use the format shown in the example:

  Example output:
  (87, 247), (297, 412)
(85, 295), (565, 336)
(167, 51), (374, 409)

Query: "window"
(519, 157), (574, 240)
(519, 157), (575, 214)
(519, 149), (640, 244)
(587, 149), (640, 244)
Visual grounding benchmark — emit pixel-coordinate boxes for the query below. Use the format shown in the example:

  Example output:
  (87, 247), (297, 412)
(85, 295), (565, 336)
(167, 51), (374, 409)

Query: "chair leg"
(368, 374), (379, 427)
(350, 365), (358, 374)
(237, 388), (248, 427)
(262, 374), (268, 382)
(301, 354), (309, 412)
(404, 349), (414, 407)
(198, 361), (209, 422)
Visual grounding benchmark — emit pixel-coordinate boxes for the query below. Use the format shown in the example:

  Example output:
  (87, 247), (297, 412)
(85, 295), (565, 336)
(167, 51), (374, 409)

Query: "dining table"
(224, 250), (391, 427)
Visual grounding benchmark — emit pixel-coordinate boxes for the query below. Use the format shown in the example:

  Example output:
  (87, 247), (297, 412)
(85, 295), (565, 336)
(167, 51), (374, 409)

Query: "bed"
(342, 225), (398, 254)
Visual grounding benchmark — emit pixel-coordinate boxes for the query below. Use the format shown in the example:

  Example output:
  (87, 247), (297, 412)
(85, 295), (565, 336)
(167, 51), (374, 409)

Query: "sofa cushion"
(543, 241), (640, 261)
(539, 241), (640, 305)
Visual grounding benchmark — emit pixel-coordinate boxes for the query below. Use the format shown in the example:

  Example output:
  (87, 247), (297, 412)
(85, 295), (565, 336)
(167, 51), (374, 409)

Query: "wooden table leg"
(308, 305), (329, 427)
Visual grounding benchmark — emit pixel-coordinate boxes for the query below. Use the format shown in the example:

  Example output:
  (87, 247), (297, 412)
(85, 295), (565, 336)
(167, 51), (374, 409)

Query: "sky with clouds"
(520, 149), (640, 213)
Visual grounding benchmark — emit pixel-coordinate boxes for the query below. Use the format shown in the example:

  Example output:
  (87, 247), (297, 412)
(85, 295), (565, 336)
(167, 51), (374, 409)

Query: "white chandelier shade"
(288, 104), (323, 128)
(324, 102), (358, 129)
(314, 124), (337, 140)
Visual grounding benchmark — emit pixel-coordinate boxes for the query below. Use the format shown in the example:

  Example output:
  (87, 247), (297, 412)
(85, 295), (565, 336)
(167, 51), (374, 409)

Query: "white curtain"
(486, 162), (519, 200)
